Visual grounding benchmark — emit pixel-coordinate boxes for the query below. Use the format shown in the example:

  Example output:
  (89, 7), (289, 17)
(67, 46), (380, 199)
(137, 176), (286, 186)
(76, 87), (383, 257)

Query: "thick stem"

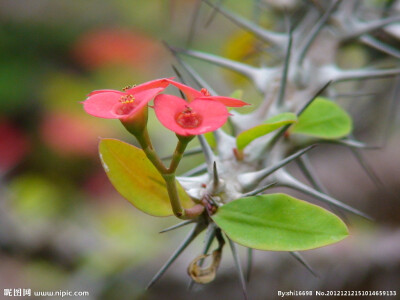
(163, 173), (185, 218)
(163, 173), (204, 219)
(167, 136), (204, 219)
(136, 130), (202, 220)
(168, 136), (193, 173)
(135, 128), (168, 173)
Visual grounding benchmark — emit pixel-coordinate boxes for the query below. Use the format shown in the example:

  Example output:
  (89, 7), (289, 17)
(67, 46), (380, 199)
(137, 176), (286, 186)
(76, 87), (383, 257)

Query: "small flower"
(154, 94), (229, 136)
(165, 79), (249, 107)
(82, 78), (171, 121)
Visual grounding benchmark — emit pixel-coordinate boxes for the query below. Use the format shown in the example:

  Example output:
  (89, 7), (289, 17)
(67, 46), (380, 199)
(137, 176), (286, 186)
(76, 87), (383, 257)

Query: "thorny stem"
(296, 0), (341, 67)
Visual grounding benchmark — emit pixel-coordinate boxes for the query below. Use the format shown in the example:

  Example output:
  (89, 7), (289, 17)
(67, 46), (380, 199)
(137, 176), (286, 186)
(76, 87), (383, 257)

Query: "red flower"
(165, 79), (249, 107)
(154, 94), (229, 136)
(83, 78), (170, 121)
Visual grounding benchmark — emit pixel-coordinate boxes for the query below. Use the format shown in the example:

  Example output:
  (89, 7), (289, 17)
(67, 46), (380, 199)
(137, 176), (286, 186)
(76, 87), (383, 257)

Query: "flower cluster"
(82, 78), (248, 136)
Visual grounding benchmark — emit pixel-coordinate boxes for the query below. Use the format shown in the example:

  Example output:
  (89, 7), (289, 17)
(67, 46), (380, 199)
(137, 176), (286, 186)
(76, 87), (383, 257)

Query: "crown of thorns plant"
(82, 1), (400, 298)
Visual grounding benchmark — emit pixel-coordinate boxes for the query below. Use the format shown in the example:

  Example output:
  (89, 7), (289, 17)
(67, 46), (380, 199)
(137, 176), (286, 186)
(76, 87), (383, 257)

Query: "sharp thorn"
(349, 147), (384, 188)
(227, 238), (248, 300)
(146, 223), (205, 289)
(270, 81), (332, 148)
(204, 0), (225, 27)
(187, 0), (203, 47)
(181, 163), (208, 177)
(241, 182), (277, 197)
(360, 35), (400, 59)
(289, 251), (319, 278)
(201, 0), (286, 48)
(277, 19), (293, 107)
(323, 138), (380, 149)
(198, 135), (216, 173)
(344, 15), (400, 40)
(265, 145), (317, 175)
(159, 220), (195, 233)
(297, 0), (341, 66)
(296, 155), (349, 224)
(178, 57), (218, 94)
(213, 161), (220, 190)
(171, 65), (189, 100)
(297, 81), (332, 116)
(296, 155), (328, 193)
(279, 172), (373, 220)
(166, 44), (219, 94)
(175, 47), (261, 82)
(270, 81), (332, 152)
(246, 248), (253, 282)
(171, 64), (185, 84)
(239, 145), (316, 191)
(333, 68), (400, 82)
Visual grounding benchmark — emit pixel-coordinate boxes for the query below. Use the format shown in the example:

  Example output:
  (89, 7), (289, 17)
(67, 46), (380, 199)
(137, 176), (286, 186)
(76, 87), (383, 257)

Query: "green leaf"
(290, 98), (352, 139)
(236, 113), (297, 150)
(99, 139), (194, 217)
(212, 193), (348, 251)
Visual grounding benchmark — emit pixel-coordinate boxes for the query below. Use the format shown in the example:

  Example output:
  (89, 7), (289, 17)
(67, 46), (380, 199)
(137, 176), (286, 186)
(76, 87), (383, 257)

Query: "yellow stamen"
(119, 94), (135, 104)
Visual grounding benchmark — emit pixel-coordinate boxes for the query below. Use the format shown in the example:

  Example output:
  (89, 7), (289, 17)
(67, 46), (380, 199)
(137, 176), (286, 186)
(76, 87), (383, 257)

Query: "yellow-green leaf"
(99, 139), (194, 216)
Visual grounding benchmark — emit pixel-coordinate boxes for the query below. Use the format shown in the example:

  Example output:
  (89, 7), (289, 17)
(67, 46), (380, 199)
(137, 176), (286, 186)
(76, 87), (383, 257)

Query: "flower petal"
(165, 79), (249, 107)
(134, 87), (165, 106)
(125, 77), (173, 94)
(197, 96), (250, 107)
(154, 94), (229, 136)
(189, 99), (229, 134)
(154, 94), (187, 130)
(83, 91), (122, 119)
(165, 79), (203, 102)
(113, 87), (165, 120)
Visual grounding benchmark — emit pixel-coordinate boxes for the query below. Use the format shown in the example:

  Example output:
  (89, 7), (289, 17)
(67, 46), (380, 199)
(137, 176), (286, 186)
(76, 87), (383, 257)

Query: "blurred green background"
(0, 0), (399, 299)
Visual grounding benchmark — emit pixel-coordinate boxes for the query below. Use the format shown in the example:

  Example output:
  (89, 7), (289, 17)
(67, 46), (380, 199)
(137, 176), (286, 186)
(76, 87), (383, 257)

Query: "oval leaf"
(212, 193), (348, 251)
(99, 138), (194, 216)
(236, 113), (297, 150)
(290, 98), (352, 139)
